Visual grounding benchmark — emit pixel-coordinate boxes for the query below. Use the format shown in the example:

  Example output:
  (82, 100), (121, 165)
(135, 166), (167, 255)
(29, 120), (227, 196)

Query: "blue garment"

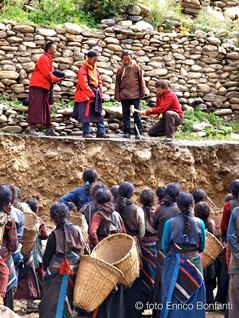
(10, 206), (25, 243)
(10, 206), (25, 268)
(59, 186), (92, 212)
(161, 253), (206, 318)
(82, 121), (105, 136)
(162, 214), (206, 253)
(161, 214), (206, 318)
(227, 206), (239, 274)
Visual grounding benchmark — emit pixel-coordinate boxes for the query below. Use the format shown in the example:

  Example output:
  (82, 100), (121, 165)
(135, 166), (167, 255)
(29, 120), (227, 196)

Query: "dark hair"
(224, 193), (233, 202)
(110, 185), (119, 202)
(118, 182), (134, 199)
(155, 81), (168, 89)
(191, 189), (207, 204)
(26, 198), (39, 213)
(95, 189), (112, 205)
(140, 188), (155, 208)
(82, 168), (98, 185)
(5, 184), (21, 205)
(44, 41), (55, 53)
(155, 186), (166, 202)
(87, 50), (98, 58)
(122, 50), (133, 57)
(177, 192), (194, 239)
(91, 183), (107, 199)
(117, 182), (135, 211)
(0, 185), (12, 211)
(194, 201), (214, 233)
(194, 202), (210, 221)
(50, 202), (69, 224)
(164, 183), (181, 206)
(230, 179), (239, 199)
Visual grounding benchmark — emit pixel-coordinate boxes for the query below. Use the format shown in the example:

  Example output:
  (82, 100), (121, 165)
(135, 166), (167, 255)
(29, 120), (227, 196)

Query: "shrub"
(0, 0), (96, 27)
(82, 0), (137, 22)
(28, 0), (96, 27)
(142, 0), (181, 29)
(0, 0), (28, 22)
(191, 7), (232, 34)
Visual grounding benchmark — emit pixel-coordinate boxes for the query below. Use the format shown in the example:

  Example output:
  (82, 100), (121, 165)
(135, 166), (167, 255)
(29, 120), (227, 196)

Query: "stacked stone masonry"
(0, 21), (238, 119)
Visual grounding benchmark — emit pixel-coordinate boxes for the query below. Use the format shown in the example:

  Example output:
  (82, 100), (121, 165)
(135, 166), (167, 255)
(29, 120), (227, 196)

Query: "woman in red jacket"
(28, 42), (63, 136)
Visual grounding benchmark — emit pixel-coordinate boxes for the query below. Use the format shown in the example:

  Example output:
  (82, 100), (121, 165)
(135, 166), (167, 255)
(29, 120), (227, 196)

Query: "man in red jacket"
(28, 42), (63, 136)
(141, 81), (184, 141)
(72, 50), (109, 138)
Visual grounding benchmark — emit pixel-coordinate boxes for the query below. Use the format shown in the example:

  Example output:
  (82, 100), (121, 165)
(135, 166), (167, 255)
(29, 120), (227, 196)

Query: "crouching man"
(141, 81), (184, 141)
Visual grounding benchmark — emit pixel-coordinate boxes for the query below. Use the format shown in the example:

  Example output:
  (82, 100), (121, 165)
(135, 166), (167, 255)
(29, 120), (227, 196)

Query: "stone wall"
(0, 21), (238, 116)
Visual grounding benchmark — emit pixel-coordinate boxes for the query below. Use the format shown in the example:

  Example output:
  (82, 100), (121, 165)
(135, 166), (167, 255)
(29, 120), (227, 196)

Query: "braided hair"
(140, 188), (155, 221)
(82, 168), (98, 195)
(164, 183), (181, 206)
(117, 182), (135, 211)
(177, 192), (194, 243)
(50, 202), (69, 257)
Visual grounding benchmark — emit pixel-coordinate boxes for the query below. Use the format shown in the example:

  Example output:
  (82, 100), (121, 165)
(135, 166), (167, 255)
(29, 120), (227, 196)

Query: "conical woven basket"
(201, 230), (223, 269)
(21, 212), (39, 256)
(73, 255), (123, 312)
(92, 233), (140, 287)
(69, 212), (88, 242)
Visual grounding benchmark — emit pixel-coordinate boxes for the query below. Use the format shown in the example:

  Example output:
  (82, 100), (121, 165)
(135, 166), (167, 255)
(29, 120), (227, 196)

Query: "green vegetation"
(191, 7), (232, 35)
(176, 110), (239, 140)
(142, 0), (181, 29)
(0, 0), (96, 27)
(82, 0), (137, 22)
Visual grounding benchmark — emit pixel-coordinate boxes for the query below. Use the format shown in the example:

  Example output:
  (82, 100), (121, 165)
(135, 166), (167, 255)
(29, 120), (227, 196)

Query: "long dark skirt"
(228, 274), (239, 318)
(39, 273), (75, 318)
(153, 250), (166, 318)
(72, 101), (103, 124)
(161, 253), (205, 318)
(215, 248), (229, 304)
(28, 86), (52, 126)
(87, 286), (125, 318)
(14, 254), (41, 300)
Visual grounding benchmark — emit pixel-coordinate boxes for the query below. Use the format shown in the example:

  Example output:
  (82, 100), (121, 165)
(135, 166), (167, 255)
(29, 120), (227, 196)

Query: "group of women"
(0, 169), (239, 318)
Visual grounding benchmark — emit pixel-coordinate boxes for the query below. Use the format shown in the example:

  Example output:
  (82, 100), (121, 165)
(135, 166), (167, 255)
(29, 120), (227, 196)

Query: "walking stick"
(130, 105), (142, 140)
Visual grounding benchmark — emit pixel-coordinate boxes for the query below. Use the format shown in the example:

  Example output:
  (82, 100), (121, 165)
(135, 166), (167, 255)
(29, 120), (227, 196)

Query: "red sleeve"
(0, 257), (8, 298)
(221, 202), (231, 238)
(37, 55), (61, 84)
(39, 218), (49, 240)
(89, 213), (104, 247)
(146, 94), (176, 115)
(5, 218), (18, 252)
(77, 68), (95, 99)
(121, 218), (127, 234)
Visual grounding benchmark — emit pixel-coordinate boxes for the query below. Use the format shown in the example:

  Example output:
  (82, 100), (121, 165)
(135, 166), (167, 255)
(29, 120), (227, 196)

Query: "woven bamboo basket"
(21, 212), (39, 256)
(69, 212), (89, 242)
(201, 230), (223, 269)
(73, 255), (123, 312)
(91, 233), (140, 287)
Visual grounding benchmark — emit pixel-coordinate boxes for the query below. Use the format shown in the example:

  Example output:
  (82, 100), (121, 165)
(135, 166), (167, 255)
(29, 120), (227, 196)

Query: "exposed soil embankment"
(0, 135), (238, 224)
